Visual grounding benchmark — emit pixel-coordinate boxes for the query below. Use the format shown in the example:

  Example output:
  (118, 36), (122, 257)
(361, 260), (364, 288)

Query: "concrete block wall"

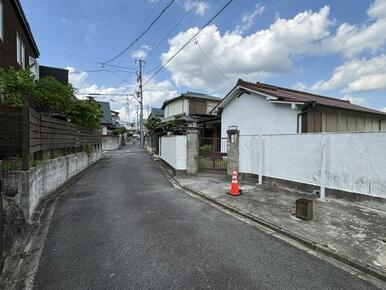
(102, 136), (120, 151)
(4, 149), (102, 219)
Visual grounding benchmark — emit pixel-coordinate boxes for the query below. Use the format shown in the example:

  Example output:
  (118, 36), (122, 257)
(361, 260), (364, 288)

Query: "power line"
(136, 0), (164, 37)
(102, 0), (176, 65)
(143, 0), (236, 87)
(195, 40), (234, 85)
(84, 69), (136, 74)
(146, 0), (202, 59)
(40, 49), (132, 70)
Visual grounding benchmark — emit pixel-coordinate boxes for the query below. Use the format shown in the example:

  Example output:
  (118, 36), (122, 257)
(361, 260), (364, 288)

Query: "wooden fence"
(0, 106), (101, 170)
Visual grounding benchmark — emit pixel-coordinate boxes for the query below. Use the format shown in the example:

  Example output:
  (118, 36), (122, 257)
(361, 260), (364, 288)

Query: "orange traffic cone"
(230, 171), (241, 196)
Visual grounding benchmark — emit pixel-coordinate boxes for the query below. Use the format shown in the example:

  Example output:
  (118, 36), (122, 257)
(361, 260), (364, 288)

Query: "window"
(16, 33), (25, 68)
(29, 57), (39, 79)
(0, 0), (3, 41)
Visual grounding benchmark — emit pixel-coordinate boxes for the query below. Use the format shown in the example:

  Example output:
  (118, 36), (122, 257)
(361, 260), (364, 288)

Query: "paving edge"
(152, 156), (386, 285)
(0, 156), (104, 290)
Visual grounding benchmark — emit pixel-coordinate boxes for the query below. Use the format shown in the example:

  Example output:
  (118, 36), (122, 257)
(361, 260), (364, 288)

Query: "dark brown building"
(0, 0), (39, 70)
(39, 65), (69, 85)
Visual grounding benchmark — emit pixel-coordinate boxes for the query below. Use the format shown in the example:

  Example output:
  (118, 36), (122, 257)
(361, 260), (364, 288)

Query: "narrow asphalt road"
(34, 145), (376, 289)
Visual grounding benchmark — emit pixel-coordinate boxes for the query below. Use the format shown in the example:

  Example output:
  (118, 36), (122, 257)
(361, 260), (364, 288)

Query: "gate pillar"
(227, 126), (239, 176)
(186, 129), (199, 175)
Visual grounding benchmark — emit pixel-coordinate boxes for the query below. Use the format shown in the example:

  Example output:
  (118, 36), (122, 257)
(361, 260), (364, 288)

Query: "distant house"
(97, 101), (114, 135)
(39, 65), (69, 84)
(148, 108), (164, 121)
(124, 122), (138, 136)
(160, 92), (222, 138)
(0, 0), (39, 75)
(111, 110), (120, 127)
(214, 79), (386, 137)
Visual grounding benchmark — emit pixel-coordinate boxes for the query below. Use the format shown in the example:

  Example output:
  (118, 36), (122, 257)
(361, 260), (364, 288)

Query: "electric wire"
(146, 0), (202, 60)
(142, 0), (236, 87)
(102, 0), (176, 65)
(195, 40), (234, 85)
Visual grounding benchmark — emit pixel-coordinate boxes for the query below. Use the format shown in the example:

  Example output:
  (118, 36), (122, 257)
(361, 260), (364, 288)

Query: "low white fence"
(159, 135), (187, 170)
(239, 132), (386, 199)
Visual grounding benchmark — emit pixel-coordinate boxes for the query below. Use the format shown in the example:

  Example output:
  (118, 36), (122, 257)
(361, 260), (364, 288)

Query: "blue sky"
(21, 0), (386, 121)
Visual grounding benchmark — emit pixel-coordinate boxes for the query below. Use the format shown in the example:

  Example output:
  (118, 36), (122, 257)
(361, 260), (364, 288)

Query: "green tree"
(166, 115), (186, 131)
(35, 76), (75, 113)
(66, 99), (102, 129)
(144, 116), (161, 134)
(0, 67), (35, 106)
(113, 127), (127, 135)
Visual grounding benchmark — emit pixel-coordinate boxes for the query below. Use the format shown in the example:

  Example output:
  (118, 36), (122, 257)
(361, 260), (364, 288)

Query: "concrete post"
(227, 128), (240, 176)
(186, 129), (199, 175)
(320, 134), (327, 199)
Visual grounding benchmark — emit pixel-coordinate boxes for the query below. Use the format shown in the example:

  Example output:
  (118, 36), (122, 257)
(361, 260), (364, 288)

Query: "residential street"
(33, 145), (376, 290)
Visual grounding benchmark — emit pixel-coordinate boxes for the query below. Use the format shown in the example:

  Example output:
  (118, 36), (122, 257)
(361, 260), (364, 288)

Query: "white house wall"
(221, 92), (300, 138)
(239, 132), (386, 199)
(165, 99), (189, 118)
(160, 135), (187, 170)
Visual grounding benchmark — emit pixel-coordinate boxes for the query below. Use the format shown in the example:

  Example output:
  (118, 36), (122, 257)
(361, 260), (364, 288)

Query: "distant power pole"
(136, 59), (145, 147)
(136, 105), (139, 133)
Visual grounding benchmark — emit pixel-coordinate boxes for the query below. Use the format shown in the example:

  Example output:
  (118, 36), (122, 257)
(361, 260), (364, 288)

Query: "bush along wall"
(0, 67), (102, 129)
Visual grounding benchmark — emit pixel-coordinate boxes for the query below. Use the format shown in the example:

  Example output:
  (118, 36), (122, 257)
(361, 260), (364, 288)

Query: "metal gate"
(199, 137), (227, 171)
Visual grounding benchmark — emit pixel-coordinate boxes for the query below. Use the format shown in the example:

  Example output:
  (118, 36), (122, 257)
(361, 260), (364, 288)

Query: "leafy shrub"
(66, 99), (102, 129)
(113, 127), (127, 135)
(35, 76), (75, 113)
(200, 145), (213, 152)
(0, 67), (102, 129)
(0, 67), (35, 106)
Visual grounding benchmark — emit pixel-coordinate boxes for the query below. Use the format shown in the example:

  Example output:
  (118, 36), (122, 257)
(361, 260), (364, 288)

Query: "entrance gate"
(198, 137), (227, 171)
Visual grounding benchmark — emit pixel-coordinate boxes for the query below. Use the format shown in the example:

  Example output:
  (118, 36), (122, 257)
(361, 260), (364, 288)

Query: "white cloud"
(292, 82), (307, 91)
(132, 45), (151, 59)
(67, 67), (177, 121)
(162, 6), (331, 93)
(67, 66), (89, 89)
(183, 0), (209, 16)
(233, 4), (265, 35)
(132, 50), (147, 59)
(340, 95), (365, 105)
(61, 18), (68, 24)
(311, 55), (386, 93)
(381, 107), (386, 112)
(318, 0), (386, 58)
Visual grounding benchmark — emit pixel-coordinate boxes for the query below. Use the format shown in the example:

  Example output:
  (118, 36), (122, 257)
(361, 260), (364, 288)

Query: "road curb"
(153, 157), (386, 285)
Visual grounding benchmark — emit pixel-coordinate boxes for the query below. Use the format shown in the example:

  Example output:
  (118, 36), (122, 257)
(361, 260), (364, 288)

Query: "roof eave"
(14, 0), (40, 57)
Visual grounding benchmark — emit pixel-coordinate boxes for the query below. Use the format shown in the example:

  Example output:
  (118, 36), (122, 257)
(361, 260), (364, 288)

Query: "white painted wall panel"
(160, 135), (187, 170)
(239, 132), (386, 198)
(165, 99), (186, 118)
(325, 133), (386, 198)
(221, 92), (300, 138)
(263, 134), (322, 186)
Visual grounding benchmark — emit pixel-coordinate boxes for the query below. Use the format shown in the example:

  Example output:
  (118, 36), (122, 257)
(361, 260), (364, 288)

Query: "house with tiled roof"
(214, 79), (386, 137)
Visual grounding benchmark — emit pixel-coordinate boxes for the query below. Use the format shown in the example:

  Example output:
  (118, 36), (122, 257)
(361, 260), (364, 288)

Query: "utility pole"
(136, 59), (145, 147)
(136, 105), (139, 135)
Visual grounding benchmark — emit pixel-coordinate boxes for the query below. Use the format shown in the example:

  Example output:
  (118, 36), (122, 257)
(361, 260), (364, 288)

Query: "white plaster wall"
(325, 133), (386, 198)
(239, 132), (386, 198)
(221, 92), (300, 138)
(160, 135), (187, 170)
(165, 99), (188, 118)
